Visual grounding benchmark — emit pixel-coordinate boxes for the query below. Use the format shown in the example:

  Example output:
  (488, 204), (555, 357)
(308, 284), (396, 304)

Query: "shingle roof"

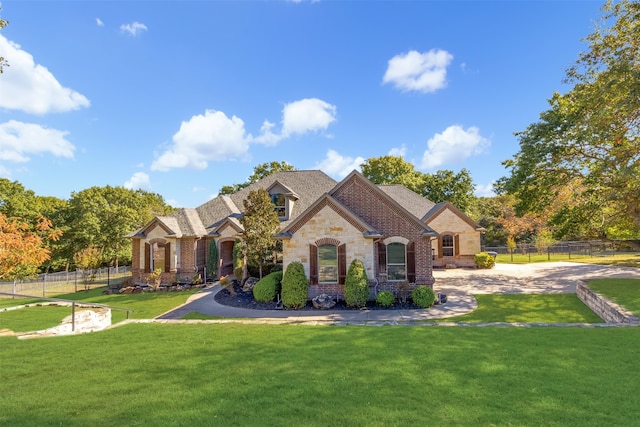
(377, 184), (436, 220)
(195, 195), (240, 233)
(228, 170), (337, 229)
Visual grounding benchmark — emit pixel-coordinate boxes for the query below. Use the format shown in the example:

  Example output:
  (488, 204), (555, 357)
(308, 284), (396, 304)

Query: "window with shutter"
(309, 244), (318, 285)
(442, 235), (454, 257)
(387, 242), (406, 281)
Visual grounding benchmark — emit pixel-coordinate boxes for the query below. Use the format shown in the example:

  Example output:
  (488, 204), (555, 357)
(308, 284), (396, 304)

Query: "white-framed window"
(387, 242), (406, 281)
(271, 193), (286, 218)
(442, 235), (454, 257)
(318, 244), (338, 283)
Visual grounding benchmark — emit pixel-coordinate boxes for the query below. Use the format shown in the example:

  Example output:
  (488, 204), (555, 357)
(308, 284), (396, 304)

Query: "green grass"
(0, 287), (200, 328)
(1, 323), (640, 426)
(441, 294), (603, 323)
(0, 305), (73, 332)
(588, 279), (640, 316)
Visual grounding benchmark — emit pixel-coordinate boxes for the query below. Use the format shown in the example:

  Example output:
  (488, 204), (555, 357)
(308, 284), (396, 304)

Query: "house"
(128, 170), (484, 298)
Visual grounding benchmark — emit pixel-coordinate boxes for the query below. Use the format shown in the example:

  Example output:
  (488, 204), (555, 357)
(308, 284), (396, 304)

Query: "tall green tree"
(220, 161), (296, 195)
(67, 186), (173, 268)
(360, 155), (424, 194)
(239, 188), (281, 279)
(422, 169), (476, 214)
(498, 0), (640, 238)
(361, 156), (477, 213)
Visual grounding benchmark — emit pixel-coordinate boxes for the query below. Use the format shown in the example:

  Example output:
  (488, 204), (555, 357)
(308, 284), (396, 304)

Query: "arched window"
(442, 235), (454, 257)
(318, 244), (338, 283)
(387, 242), (406, 281)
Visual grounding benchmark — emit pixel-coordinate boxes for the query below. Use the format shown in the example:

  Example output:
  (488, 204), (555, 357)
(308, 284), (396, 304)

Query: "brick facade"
(331, 175), (434, 286)
(282, 173), (435, 301)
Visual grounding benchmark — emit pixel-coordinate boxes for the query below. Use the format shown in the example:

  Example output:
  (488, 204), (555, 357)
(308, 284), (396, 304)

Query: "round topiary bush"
(281, 261), (308, 309)
(253, 271), (283, 303)
(344, 259), (370, 308)
(375, 290), (395, 307)
(411, 285), (436, 308)
(474, 252), (496, 269)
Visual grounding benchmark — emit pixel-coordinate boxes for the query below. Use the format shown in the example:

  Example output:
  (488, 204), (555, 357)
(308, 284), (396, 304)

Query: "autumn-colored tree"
(0, 214), (61, 280)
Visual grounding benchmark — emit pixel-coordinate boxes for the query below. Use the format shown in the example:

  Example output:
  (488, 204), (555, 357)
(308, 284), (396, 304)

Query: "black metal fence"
(0, 266), (131, 298)
(482, 240), (640, 262)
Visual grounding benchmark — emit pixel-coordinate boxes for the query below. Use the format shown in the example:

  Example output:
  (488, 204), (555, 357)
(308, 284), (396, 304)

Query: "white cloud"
(383, 49), (453, 93)
(420, 125), (490, 169)
(151, 110), (250, 171)
(124, 172), (151, 190)
(281, 98), (336, 137)
(0, 120), (75, 163)
(475, 182), (496, 198)
(0, 35), (90, 114)
(313, 149), (364, 180)
(388, 144), (407, 157)
(96, 18), (104, 27)
(120, 22), (148, 36)
(253, 97), (337, 145)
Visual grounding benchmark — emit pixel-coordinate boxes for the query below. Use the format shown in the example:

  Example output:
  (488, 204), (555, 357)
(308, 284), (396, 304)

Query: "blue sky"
(0, 0), (602, 208)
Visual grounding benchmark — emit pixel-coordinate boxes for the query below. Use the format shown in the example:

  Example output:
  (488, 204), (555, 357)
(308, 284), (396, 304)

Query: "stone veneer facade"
(428, 209), (482, 268)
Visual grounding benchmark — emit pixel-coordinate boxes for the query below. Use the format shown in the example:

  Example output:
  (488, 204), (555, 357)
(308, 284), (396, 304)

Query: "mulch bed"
(213, 282), (425, 311)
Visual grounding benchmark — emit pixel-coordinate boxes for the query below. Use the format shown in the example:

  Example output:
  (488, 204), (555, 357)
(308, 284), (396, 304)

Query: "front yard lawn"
(441, 294), (603, 323)
(0, 286), (200, 327)
(588, 279), (640, 316)
(0, 305), (72, 332)
(1, 323), (639, 426)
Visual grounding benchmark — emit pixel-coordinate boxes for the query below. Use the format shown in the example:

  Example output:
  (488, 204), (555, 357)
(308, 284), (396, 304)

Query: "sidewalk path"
(156, 262), (640, 322)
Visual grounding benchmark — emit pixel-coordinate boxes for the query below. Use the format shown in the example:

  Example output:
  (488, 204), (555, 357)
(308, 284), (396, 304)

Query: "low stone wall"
(2, 303), (113, 339)
(576, 281), (640, 325)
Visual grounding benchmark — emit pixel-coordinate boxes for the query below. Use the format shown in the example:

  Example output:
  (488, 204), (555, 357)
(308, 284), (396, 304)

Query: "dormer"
(266, 180), (299, 221)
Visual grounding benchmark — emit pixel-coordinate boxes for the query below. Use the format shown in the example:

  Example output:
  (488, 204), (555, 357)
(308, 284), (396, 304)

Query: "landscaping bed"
(213, 281), (439, 311)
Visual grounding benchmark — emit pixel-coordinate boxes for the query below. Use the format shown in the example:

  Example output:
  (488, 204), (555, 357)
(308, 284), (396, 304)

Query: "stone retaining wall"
(576, 280), (640, 325)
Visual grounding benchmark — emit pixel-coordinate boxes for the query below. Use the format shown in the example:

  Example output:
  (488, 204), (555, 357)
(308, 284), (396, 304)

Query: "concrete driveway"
(434, 261), (640, 295)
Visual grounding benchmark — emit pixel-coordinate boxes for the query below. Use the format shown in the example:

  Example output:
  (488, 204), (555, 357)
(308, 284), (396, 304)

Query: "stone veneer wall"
(284, 204), (375, 281)
(428, 209), (481, 268)
(576, 280), (640, 324)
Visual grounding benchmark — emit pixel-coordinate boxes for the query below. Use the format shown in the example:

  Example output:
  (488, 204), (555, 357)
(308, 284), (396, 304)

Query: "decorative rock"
(312, 294), (336, 310)
(444, 263), (457, 269)
(242, 277), (259, 292)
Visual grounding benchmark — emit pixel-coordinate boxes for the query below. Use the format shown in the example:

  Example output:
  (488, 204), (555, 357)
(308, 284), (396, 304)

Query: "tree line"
(0, 179), (174, 280)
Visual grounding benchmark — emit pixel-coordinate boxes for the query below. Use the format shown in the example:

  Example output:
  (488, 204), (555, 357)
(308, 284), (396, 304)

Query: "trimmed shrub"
(253, 271), (283, 303)
(281, 262), (308, 309)
(412, 285), (436, 308)
(344, 259), (370, 308)
(233, 239), (245, 279)
(474, 252), (496, 269)
(375, 290), (395, 307)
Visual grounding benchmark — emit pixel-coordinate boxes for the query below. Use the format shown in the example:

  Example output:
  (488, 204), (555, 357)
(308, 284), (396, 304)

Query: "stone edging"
(576, 280), (640, 325)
